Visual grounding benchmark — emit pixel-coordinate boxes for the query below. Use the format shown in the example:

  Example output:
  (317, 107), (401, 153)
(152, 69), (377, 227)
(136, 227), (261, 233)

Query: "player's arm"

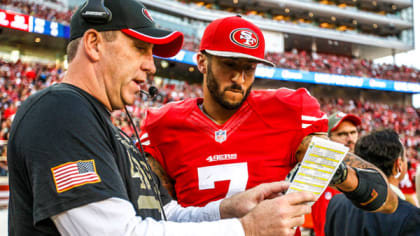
(146, 153), (176, 199)
(295, 133), (398, 214)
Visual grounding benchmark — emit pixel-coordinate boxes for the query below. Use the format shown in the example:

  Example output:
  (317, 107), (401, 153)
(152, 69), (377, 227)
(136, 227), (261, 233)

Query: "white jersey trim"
(301, 114), (328, 122)
(302, 124), (312, 128)
(140, 132), (149, 140)
(141, 140), (151, 146)
(140, 132), (151, 146)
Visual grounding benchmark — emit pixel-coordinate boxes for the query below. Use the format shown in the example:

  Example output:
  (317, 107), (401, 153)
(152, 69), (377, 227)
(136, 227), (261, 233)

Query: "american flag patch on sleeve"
(51, 160), (101, 193)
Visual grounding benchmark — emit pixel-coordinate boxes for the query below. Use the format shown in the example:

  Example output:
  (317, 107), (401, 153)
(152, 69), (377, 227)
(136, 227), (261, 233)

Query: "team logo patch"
(230, 28), (259, 49)
(142, 8), (154, 22)
(360, 189), (378, 206)
(215, 129), (227, 143)
(51, 160), (101, 193)
(324, 191), (332, 200)
(336, 112), (346, 119)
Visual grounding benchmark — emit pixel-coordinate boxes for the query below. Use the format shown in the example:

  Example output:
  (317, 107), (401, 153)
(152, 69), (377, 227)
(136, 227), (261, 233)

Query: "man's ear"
(393, 157), (402, 175)
(196, 53), (208, 74)
(82, 29), (102, 62)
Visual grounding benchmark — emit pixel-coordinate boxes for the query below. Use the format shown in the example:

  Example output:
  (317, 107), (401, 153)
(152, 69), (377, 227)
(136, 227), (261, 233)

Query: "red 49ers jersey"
(400, 162), (417, 194)
(311, 187), (341, 236)
(140, 88), (328, 207)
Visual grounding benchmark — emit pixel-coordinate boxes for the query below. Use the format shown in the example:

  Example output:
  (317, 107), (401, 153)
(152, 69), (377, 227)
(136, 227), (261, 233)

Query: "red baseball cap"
(328, 111), (362, 134)
(199, 16), (275, 67)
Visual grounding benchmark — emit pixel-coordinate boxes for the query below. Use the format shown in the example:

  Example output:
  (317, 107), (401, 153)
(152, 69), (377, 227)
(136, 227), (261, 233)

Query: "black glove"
(330, 162), (348, 185)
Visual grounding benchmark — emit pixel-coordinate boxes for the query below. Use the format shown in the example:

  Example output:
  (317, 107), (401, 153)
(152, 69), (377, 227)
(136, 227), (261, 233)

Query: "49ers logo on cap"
(142, 8), (154, 22)
(230, 28), (259, 49)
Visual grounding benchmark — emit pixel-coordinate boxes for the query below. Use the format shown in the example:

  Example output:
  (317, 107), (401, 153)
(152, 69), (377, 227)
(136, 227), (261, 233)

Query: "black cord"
(124, 106), (167, 221)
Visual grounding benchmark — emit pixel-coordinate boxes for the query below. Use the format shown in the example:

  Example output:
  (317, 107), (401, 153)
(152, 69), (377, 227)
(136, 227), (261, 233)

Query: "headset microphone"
(148, 86), (158, 97)
(140, 86), (158, 98)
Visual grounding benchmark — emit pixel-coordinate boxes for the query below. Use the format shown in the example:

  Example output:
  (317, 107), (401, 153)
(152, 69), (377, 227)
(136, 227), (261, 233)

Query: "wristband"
(343, 168), (387, 211)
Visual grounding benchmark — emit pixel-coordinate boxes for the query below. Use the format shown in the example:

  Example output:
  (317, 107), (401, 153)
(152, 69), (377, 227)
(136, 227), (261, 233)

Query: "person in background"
(416, 164), (420, 207)
(328, 111), (361, 153)
(325, 129), (420, 236)
(311, 111), (361, 236)
(0, 144), (7, 176)
(399, 149), (419, 207)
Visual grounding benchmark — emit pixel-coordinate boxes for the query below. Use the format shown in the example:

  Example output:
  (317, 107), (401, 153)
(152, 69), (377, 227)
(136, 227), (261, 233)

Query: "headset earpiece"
(80, 0), (112, 24)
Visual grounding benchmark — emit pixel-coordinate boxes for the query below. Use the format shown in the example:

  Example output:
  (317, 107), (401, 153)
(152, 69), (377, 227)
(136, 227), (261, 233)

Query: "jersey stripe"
(302, 114), (328, 121)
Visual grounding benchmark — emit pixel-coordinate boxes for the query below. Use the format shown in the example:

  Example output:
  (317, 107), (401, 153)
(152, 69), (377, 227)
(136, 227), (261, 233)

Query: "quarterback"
(140, 15), (398, 235)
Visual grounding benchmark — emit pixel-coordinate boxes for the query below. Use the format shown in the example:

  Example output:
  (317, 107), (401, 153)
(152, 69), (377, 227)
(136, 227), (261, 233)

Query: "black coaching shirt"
(8, 83), (171, 235)
(325, 193), (420, 236)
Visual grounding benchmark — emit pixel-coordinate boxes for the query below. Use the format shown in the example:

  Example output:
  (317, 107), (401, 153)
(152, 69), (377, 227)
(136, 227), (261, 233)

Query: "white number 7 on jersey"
(197, 163), (249, 198)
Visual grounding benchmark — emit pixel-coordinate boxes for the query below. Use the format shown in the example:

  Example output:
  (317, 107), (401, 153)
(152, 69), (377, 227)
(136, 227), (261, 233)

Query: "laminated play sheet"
(286, 136), (349, 201)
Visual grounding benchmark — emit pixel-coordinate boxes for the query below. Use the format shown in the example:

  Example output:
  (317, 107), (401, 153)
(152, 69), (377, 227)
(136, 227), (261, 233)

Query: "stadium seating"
(1, 0), (419, 82)
(0, 0), (73, 24)
(267, 50), (420, 82)
(161, 38), (420, 82)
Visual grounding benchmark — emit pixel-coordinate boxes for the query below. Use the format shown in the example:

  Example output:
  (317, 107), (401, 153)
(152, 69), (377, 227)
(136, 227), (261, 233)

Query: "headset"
(80, 0), (112, 24)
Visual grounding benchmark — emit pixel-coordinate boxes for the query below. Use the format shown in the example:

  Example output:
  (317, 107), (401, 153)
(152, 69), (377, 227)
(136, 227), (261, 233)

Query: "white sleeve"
(164, 200), (222, 222)
(51, 197), (244, 236)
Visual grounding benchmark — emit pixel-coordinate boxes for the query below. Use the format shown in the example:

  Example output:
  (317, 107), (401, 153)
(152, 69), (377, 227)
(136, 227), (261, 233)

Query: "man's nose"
(141, 53), (156, 75)
(232, 70), (245, 84)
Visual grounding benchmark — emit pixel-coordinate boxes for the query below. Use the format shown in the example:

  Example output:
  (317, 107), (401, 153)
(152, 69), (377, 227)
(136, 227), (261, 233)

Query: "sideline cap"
(199, 16), (275, 66)
(70, 0), (184, 58)
(328, 111), (362, 134)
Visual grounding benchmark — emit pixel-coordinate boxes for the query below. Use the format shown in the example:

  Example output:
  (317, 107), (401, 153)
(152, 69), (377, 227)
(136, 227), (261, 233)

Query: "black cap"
(70, 0), (184, 58)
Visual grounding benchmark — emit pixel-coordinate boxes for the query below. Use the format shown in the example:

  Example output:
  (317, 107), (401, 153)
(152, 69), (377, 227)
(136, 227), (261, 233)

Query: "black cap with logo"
(70, 0), (184, 58)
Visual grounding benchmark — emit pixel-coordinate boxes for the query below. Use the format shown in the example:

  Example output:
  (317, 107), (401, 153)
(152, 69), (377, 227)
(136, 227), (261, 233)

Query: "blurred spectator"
(172, 35), (420, 81)
(1, 1), (419, 81)
(0, 0), (74, 24)
(416, 167), (420, 206)
(399, 151), (419, 206)
(0, 58), (63, 142)
(0, 143), (7, 176)
(266, 50), (420, 82)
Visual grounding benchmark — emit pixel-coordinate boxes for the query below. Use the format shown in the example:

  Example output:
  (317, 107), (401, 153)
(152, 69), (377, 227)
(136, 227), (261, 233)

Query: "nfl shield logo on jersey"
(215, 130), (227, 143)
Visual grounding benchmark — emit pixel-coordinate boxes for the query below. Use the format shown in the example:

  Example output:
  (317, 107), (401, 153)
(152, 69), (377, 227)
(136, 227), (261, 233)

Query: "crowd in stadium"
(0, 58), (419, 182)
(182, 36), (420, 82)
(319, 97), (420, 169)
(0, 0), (73, 24)
(267, 50), (420, 82)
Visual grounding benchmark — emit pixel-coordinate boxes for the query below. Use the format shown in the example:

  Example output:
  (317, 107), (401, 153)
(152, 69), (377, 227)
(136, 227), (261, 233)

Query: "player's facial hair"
(206, 58), (253, 110)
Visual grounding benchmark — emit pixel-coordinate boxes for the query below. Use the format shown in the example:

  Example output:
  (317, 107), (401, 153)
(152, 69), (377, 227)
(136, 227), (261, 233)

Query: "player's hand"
(240, 191), (316, 236)
(220, 181), (290, 219)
